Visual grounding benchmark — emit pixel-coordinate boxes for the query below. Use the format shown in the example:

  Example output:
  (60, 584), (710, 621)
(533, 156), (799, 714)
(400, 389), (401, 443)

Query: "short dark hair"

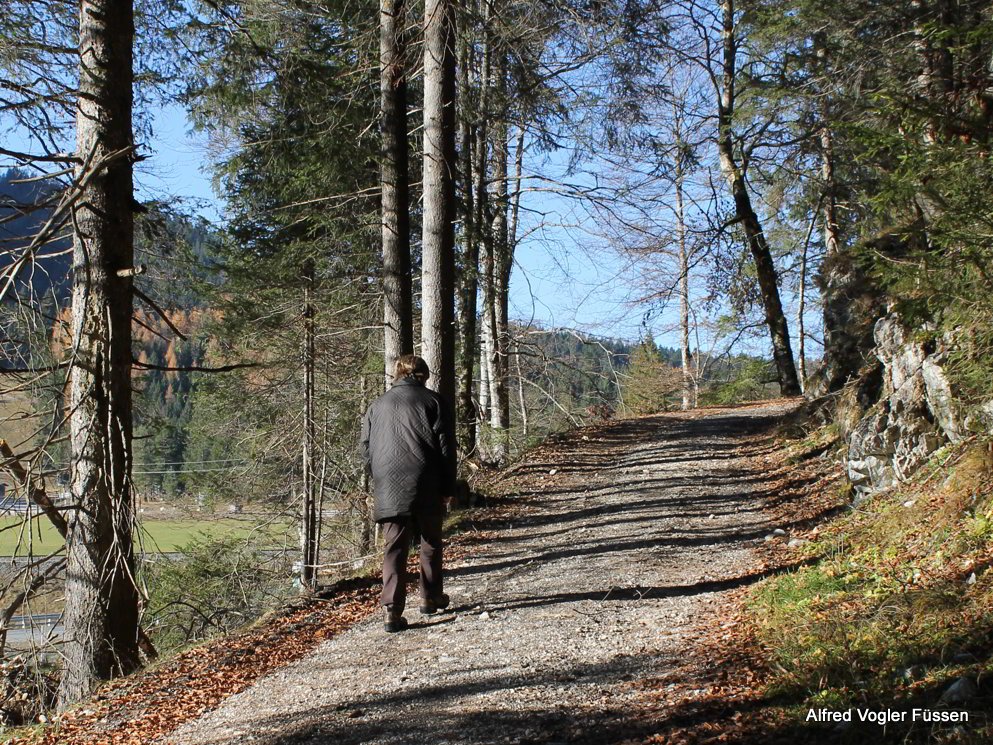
(395, 354), (430, 381)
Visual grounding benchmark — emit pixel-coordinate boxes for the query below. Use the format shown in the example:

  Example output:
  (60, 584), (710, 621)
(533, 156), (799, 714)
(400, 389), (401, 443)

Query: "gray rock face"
(846, 314), (972, 496)
(939, 676), (978, 705)
(922, 357), (965, 443)
(809, 249), (887, 397)
(965, 400), (993, 434)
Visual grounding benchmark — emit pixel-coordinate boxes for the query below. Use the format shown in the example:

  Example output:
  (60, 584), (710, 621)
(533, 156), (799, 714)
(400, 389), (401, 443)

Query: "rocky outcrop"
(846, 314), (971, 495)
(808, 249), (886, 398)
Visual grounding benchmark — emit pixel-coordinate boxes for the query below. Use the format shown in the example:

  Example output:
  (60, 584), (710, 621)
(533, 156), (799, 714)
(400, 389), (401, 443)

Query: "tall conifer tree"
(59, 0), (141, 708)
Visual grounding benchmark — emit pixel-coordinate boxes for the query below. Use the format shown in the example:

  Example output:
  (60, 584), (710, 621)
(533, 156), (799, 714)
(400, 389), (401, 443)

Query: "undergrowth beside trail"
(747, 437), (993, 743)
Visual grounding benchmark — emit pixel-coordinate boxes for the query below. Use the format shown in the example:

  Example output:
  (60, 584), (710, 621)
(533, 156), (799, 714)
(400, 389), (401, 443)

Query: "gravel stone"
(164, 403), (791, 745)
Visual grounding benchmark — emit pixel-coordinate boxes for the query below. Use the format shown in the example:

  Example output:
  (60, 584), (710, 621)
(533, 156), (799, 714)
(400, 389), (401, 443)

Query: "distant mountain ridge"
(0, 168), (72, 305)
(1, 168), (219, 311)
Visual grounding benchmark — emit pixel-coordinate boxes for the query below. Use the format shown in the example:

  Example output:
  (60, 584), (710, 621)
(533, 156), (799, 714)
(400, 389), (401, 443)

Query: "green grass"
(745, 439), (993, 740)
(0, 516), (294, 556)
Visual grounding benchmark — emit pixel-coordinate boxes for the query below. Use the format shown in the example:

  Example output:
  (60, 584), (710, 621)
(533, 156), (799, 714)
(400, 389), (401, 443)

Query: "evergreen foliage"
(6, 0), (993, 715)
(622, 334), (682, 414)
(747, 0), (993, 403)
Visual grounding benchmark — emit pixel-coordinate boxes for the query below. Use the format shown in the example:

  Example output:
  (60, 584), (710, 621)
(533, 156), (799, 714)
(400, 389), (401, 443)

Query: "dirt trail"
(164, 401), (795, 745)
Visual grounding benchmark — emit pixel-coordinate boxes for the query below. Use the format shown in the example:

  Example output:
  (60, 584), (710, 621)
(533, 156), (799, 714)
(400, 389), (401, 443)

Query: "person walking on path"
(361, 354), (456, 632)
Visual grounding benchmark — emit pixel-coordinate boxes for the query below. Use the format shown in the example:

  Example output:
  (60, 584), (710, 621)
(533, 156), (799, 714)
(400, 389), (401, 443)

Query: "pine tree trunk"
(817, 114), (853, 393)
(721, 163), (800, 397)
(456, 32), (478, 457)
(381, 0), (413, 386)
(797, 238), (807, 393)
(300, 261), (318, 592)
(818, 68), (841, 263)
(59, 0), (140, 709)
(358, 375), (372, 553)
(912, 0), (953, 143)
(421, 0), (457, 410)
(509, 126), (525, 262)
(515, 336), (528, 440)
(718, 0), (800, 397)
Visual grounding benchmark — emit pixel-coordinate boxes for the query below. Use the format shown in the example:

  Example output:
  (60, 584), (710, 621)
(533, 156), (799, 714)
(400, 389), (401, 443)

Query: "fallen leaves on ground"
(5, 400), (849, 745)
(625, 403), (849, 744)
(5, 580), (379, 745)
(3, 494), (543, 744)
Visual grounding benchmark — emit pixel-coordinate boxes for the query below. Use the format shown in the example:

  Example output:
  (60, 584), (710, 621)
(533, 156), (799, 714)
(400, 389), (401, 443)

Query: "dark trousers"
(380, 512), (443, 613)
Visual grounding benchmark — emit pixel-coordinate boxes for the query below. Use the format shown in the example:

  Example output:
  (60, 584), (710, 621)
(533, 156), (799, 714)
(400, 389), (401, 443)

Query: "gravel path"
(164, 402), (793, 745)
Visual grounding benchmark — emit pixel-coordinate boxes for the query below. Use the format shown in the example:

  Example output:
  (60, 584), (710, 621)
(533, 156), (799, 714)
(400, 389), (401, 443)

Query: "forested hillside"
(0, 169), (72, 306)
(2, 0), (993, 741)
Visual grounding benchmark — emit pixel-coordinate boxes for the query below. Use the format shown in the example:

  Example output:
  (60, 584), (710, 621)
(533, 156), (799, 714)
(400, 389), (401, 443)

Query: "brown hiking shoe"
(384, 607), (408, 633)
(419, 593), (450, 615)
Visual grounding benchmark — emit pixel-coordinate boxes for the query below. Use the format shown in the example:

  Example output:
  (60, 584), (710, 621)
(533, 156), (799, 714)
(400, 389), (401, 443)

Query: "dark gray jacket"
(360, 377), (456, 522)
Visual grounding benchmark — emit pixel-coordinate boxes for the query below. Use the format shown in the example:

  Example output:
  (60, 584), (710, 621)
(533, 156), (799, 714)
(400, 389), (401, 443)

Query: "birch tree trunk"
(59, 0), (140, 709)
(482, 52), (511, 462)
(381, 0), (413, 386)
(421, 0), (457, 410)
(717, 0), (801, 397)
(478, 345), (490, 421)
(508, 127), (526, 418)
(488, 132), (510, 453)
(478, 70), (499, 458)
(675, 151), (692, 410)
(480, 208), (499, 444)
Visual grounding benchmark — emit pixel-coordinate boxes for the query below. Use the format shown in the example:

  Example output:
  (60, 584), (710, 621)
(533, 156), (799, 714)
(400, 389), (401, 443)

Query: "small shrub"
(144, 533), (294, 653)
(701, 359), (777, 406)
(0, 655), (56, 727)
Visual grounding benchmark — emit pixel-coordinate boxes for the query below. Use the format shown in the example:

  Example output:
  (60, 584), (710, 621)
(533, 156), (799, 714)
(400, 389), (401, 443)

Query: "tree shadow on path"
(247, 406), (806, 745)
(487, 557), (818, 612)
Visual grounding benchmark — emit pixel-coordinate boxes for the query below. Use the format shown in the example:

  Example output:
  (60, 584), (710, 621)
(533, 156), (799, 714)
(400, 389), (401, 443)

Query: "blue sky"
(4, 102), (818, 357)
(137, 105), (658, 343)
(135, 103), (222, 223)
